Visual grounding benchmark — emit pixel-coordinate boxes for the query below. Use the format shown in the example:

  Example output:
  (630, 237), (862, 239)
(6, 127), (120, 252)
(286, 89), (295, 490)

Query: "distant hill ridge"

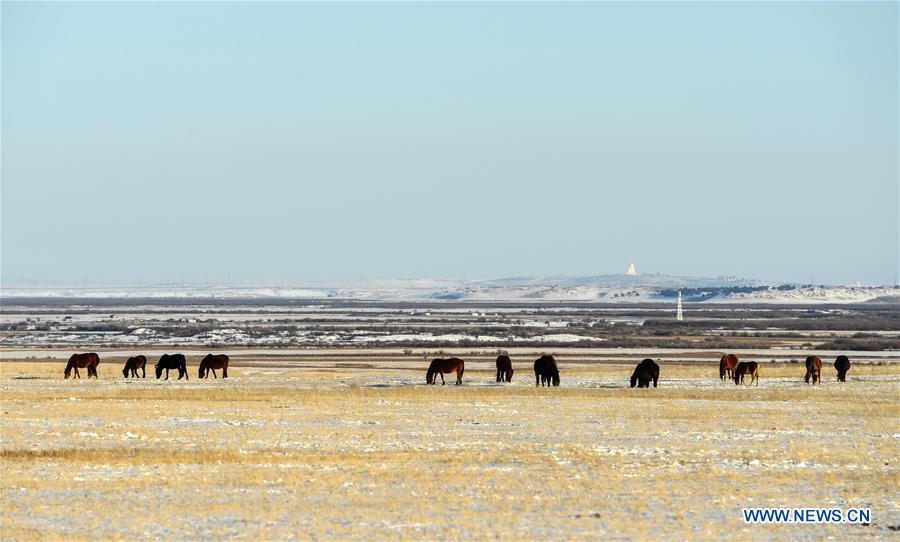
(2, 274), (896, 304)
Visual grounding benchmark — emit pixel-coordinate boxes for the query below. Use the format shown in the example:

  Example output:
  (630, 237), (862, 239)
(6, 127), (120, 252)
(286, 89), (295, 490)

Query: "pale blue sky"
(2, 2), (897, 286)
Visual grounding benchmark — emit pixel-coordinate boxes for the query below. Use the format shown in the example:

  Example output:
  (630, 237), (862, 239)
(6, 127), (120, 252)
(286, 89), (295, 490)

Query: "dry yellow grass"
(1, 359), (898, 540)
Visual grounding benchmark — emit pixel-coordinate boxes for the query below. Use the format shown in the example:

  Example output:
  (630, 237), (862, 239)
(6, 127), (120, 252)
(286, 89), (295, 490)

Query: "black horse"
(834, 355), (851, 382)
(496, 355), (514, 383)
(534, 355), (559, 387)
(734, 361), (759, 386)
(155, 354), (188, 380)
(630, 358), (660, 388)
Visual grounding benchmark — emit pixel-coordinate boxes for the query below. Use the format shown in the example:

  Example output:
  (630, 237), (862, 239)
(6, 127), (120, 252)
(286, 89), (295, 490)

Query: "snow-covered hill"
(2, 275), (896, 304)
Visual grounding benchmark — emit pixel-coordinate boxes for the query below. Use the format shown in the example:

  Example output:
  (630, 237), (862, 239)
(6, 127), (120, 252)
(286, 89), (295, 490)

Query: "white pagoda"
(626, 261), (637, 276)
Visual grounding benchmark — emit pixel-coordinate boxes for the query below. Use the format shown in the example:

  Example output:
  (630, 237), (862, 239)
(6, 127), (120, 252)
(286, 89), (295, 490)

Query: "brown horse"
(804, 356), (822, 384)
(122, 355), (147, 378)
(65, 353), (100, 379)
(534, 355), (560, 387)
(199, 354), (229, 379)
(834, 355), (851, 382)
(495, 355), (514, 383)
(734, 361), (759, 386)
(719, 354), (739, 381)
(426, 358), (464, 385)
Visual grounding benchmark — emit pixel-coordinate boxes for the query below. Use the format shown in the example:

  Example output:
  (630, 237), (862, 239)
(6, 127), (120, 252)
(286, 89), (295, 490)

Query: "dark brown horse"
(631, 358), (660, 388)
(834, 355), (851, 382)
(426, 358), (464, 385)
(122, 355), (147, 378)
(495, 355), (513, 383)
(534, 355), (559, 387)
(733, 361), (759, 386)
(719, 354), (739, 381)
(804, 356), (822, 384)
(155, 354), (188, 380)
(65, 353), (100, 379)
(199, 354), (229, 379)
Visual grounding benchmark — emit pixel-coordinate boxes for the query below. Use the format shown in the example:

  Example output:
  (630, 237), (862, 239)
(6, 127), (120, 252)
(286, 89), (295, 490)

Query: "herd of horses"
(64, 351), (852, 387)
(64, 352), (229, 380)
(718, 354), (851, 386)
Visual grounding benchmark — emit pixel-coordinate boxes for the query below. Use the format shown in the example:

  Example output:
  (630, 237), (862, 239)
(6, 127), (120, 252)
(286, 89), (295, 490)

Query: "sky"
(2, 2), (898, 287)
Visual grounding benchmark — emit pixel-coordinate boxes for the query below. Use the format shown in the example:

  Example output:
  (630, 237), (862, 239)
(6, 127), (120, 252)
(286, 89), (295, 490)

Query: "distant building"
(626, 261), (638, 276)
(676, 291), (684, 321)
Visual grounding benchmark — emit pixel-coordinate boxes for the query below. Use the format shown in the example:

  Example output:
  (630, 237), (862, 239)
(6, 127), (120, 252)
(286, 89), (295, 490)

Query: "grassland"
(1, 357), (898, 540)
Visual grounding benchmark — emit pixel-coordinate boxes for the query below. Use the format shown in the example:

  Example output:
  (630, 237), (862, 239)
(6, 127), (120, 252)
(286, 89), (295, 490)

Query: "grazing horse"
(630, 358), (660, 388)
(122, 355), (147, 378)
(834, 355), (851, 382)
(426, 358), (464, 385)
(65, 353), (100, 379)
(719, 354), (739, 381)
(534, 355), (560, 387)
(495, 355), (514, 383)
(804, 356), (823, 384)
(733, 361), (759, 386)
(155, 354), (188, 380)
(199, 354), (229, 379)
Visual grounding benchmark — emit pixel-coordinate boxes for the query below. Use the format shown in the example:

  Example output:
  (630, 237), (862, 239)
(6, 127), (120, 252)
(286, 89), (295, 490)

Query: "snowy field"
(1, 359), (898, 540)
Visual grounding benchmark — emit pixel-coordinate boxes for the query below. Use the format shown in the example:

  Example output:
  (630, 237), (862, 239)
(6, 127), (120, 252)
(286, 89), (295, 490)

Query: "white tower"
(676, 291), (684, 321)
(626, 261), (637, 276)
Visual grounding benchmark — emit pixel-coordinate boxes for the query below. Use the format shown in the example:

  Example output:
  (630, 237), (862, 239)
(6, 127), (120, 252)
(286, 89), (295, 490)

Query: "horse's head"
(198, 364), (205, 378)
(552, 372), (560, 387)
(426, 369), (434, 385)
(64, 365), (72, 379)
(122, 366), (129, 378)
(630, 373), (638, 388)
(155, 364), (163, 379)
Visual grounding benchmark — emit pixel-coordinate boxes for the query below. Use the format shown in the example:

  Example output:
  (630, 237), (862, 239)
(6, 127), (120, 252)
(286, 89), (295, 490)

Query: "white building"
(626, 261), (637, 276)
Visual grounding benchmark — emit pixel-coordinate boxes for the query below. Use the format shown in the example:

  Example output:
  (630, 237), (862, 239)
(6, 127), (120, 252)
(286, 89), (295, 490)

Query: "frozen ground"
(1, 360), (897, 540)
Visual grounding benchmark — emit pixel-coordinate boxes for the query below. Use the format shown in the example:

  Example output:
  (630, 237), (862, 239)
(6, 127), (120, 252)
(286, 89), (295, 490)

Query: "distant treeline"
(656, 285), (775, 300)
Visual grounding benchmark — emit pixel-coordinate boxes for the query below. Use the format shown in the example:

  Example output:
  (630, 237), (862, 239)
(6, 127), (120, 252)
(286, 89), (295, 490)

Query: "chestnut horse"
(734, 361), (759, 386)
(426, 358), (464, 385)
(631, 358), (660, 388)
(534, 355), (560, 387)
(834, 355), (851, 382)
(65, 353), (100, 379)
(495, 355), (514, 383)
(719, 354), (739, 381)
(804, 356), (822, 384)
(122, 355), (147, 378)
(199, 354), (229, 379)
(155, 354), (188, 380)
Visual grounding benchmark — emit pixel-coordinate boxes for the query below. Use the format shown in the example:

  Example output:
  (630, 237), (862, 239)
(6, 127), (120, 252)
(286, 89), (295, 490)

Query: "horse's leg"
(212, 369), (217, 379)
(165, 368), (170, 380)
(222, 366), (227, 378)
(141, 366), (146, 378)
(440, 373), (445, 385)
